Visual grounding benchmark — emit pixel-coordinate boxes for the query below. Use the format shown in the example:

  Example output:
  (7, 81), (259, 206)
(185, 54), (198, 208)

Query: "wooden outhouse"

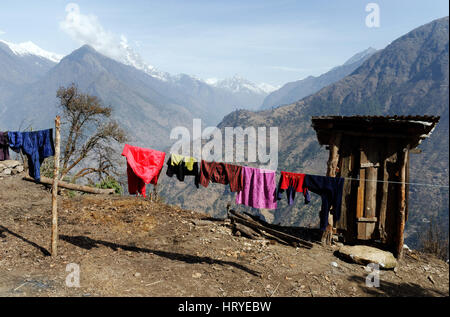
(311, 115), (440, 258)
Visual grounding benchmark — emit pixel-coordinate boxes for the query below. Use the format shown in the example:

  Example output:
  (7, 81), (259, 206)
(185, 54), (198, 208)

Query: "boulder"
(337, 245), (398, 269)
(1, 168), (12, 176)
(0, 160), (21, 169)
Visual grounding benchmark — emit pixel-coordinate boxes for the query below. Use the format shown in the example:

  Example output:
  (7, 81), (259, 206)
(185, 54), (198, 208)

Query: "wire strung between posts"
(163, 151), (450, 189)
(336, 176), (449, 189)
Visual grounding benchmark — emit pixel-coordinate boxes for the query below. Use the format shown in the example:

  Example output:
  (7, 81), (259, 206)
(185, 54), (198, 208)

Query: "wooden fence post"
(51, 116), (61, 257)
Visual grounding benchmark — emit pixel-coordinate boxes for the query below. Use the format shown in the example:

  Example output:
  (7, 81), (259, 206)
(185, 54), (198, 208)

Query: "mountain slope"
(260, 47), (377, 110)
(160, 17), (449, 249)
(0, 41), (58, 84)
(1, 174), (448, 297)
(0, 40), (59, 117)
(0, 42), (273, 141)
(0, 44), (212, 149)
(0, 45), (270, 150)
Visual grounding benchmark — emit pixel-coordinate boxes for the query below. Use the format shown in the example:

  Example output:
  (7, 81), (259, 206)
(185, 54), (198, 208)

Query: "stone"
(2, 168), (12, 175)
(192, 272), (202, 278)
(15, 165), (24, 173)
(191, 219), (214, 226)
(258, 210), (274, 223)
(1, 160), (21, 169)
(337, 245), (398, 269)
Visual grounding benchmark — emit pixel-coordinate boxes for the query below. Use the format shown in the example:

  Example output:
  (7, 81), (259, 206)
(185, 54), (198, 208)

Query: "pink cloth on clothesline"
(235, 166), (277, 210)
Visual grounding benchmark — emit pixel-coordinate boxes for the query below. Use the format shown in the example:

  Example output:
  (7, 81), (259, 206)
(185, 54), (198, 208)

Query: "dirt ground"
(0, 173), (448, 297)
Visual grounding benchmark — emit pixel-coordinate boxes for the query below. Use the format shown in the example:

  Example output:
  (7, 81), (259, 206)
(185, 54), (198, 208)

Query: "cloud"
(0, 30), (5, 35)
(59, 3), (149, 70)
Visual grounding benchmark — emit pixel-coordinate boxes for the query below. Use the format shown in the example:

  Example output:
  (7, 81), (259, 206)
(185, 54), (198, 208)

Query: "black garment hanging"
(166, 155), (200, 188)
(303, 174), (344, 231)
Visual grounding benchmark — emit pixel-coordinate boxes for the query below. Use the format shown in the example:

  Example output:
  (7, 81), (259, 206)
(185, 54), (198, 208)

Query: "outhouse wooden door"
(355, 138), (379, 240)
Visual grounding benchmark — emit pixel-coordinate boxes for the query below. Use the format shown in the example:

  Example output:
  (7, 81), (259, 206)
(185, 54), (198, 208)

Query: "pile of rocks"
(0, 160), (24, 178)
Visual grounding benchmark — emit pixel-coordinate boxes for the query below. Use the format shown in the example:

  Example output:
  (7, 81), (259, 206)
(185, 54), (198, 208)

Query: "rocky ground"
(0, 173), (448, 297)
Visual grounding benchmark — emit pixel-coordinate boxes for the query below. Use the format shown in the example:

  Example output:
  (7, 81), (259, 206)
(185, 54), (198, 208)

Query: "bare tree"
(56, 83), (127, 182)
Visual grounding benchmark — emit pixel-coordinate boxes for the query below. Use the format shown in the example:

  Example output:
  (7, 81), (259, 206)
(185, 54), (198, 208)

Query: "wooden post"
(326, 133), (341, 177)
(396, 147), (408, 258)
(153, 185), (158, 202)
(356, 147), (367, 239)
(396, 147), (408, 259)
(378, 139), (396, 243)
(378, 157), (389, 243)
(51, 116), (61, 257)
(324, 133), (341, 243)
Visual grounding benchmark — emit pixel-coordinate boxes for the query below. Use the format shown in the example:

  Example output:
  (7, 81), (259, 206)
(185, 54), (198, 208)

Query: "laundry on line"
(120, 144), (347, 230)
(6, 129), (55, 181)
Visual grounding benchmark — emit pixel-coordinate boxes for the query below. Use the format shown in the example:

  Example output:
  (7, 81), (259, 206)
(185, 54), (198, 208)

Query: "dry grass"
(62, 196), (157, 236)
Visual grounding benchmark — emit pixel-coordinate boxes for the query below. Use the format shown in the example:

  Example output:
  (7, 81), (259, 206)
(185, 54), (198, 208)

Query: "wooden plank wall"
(336, 135), (359, 242)
(335, 135), (405, 253)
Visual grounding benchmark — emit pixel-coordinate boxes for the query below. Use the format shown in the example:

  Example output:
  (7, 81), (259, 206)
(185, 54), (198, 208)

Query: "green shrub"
(96, 176), (123, 194)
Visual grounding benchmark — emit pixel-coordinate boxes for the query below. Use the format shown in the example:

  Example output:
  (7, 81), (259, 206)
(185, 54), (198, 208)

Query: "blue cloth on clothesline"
(8, 129), (55, 181)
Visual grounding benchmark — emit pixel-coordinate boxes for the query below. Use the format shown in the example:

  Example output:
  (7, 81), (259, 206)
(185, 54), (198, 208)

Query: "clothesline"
(157, 151), (449, 189)
(323, 176), (449, 189)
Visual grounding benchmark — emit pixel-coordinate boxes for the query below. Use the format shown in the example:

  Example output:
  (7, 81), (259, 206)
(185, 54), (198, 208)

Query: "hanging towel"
(0, 132), (10, 161)
(170, 153), (197, 171)
(166, 153), (199, 187)
(8, 129), (55, 180)
(198, 160), (243, 192)
(235, 167), (277, 210)
(276, 171), (310, 205)
(302, 174), (344, 231)
(121, 144), (166, 197)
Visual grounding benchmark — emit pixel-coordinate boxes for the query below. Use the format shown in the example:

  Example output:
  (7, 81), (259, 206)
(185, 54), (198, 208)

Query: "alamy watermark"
(169, 119), (279, 171)
(65, 263), (80, 287)
(365, 263), (380, 287)
(365, 3), (380, 28)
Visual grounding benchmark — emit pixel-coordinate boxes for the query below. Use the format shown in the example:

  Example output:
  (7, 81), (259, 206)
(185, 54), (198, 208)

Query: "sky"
(0, 0), (448, 86)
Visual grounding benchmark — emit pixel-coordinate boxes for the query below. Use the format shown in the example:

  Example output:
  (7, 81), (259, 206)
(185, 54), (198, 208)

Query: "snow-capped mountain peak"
(0, 39), (63, 63)
(256, 82), (279, 94)
(117, 36), (170, 81)
(204, 75), (278, 94)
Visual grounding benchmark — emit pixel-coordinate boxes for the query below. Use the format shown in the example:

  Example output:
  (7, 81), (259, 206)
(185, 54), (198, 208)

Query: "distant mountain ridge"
(0, 43), (272, 149)
(260, 47), (378, 110)
(0, 39), (274, 129)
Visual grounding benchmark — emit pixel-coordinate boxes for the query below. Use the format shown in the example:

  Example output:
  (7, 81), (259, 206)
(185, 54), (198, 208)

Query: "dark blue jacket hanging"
(8, 129), (55, 181)
(303, 174), (344, 231)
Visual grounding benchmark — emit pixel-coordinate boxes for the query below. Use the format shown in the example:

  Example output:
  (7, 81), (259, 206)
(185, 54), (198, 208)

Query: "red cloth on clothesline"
(121, 144), (166, 197)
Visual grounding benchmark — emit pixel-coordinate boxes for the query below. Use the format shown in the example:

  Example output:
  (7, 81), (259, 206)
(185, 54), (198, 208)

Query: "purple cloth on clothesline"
(0, 132), (10, 161)
(235, 166), (277, 210)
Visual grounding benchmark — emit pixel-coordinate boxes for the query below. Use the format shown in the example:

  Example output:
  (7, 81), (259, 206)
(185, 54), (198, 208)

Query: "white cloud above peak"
(60, 3), (121, 59)
(58, 3), (278, 91)
(59, 3), (168, 80)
